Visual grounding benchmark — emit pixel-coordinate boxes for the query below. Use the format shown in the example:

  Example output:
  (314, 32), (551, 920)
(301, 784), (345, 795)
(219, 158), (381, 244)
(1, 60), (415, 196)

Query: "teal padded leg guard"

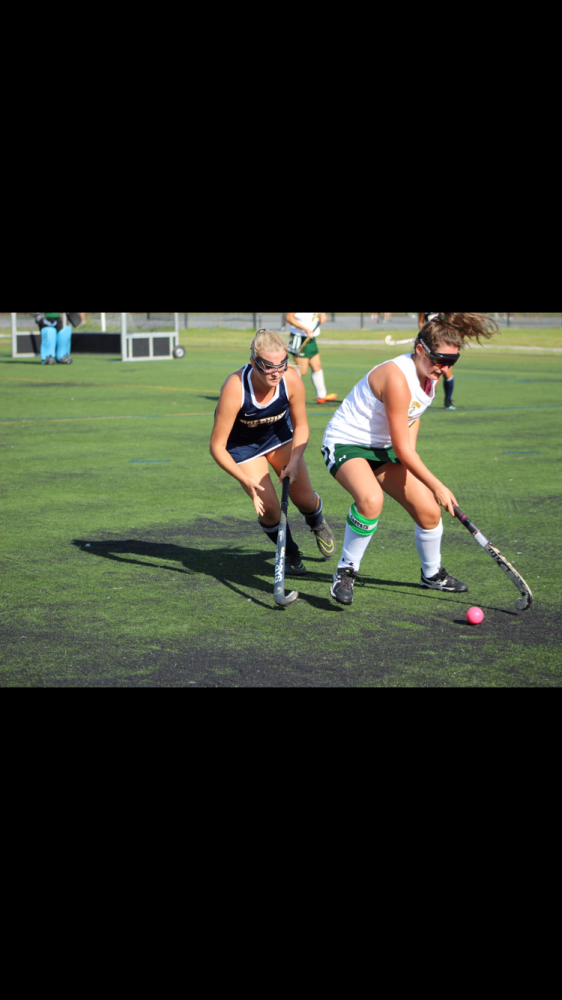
(56, 325), (72, 361)
(41, 325), (57, 362)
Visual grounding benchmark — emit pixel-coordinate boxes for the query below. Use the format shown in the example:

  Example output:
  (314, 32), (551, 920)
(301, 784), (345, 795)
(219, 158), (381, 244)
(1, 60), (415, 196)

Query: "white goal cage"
(10, 312), (182, 361)
(113, 313), (181, 361)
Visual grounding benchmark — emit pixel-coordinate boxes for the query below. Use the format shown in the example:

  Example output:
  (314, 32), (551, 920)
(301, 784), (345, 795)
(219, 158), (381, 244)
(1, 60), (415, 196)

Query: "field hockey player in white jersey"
(211, 329), (336, 573)
(322, 313), (497, 605)
(285, 312), (338, 404)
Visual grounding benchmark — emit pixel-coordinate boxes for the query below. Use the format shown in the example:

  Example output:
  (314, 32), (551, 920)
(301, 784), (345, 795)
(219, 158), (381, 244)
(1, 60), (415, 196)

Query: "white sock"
(415, 521), (443, 578)
(311, 369), (327, 398)
(338, 505), (379, 571)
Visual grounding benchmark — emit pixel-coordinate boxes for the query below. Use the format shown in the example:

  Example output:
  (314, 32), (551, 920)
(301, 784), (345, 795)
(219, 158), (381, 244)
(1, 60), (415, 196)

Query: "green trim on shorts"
(322, 442), (400, 479)
(287, 334), (320, 359)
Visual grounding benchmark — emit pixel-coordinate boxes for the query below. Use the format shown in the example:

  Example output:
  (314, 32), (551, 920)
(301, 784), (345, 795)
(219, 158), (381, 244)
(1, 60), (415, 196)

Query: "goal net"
(10, 313), (181, 360)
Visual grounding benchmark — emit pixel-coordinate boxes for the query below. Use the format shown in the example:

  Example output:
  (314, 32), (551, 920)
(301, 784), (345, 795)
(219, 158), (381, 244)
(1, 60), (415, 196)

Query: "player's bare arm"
(210, 371), (265, 511)
(370, 363), (458, 516)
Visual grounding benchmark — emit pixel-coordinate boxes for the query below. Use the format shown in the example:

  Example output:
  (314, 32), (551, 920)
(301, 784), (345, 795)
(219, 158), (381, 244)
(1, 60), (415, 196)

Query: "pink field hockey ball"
(466, 607), (485, 625)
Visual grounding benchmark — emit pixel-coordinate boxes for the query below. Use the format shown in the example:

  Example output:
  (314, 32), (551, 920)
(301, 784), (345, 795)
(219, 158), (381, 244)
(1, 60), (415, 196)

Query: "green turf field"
(1, 331), (561, 687)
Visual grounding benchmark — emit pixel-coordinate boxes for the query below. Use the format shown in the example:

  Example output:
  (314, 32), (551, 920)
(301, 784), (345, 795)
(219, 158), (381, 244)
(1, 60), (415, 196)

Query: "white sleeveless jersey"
(323, 353), (436, 449)
(289, 312), (321, 338)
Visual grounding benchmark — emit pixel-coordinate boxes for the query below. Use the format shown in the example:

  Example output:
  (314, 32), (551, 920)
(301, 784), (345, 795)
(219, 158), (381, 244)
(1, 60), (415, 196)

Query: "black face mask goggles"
(419, 338), (460, 368)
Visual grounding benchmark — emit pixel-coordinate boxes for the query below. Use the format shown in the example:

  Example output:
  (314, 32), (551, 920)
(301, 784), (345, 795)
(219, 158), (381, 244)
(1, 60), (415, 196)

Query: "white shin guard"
(311, 369), (327, 399)
(415, 521), (443, 579)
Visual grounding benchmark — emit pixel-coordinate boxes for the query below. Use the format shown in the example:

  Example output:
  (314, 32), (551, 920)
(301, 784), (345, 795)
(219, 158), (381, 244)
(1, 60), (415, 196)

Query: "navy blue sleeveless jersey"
(226, 365), (294, 465)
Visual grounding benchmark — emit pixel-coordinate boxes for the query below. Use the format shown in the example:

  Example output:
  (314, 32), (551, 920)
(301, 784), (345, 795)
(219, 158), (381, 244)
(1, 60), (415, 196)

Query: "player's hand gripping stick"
(453, 505), (533, 611)
(298, 321), (321, 357)
(274, 476), (299, 607)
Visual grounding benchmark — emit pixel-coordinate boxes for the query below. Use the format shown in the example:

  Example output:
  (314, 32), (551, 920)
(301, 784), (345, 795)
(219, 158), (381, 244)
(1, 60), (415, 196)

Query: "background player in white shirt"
(285, 312), (337, 404)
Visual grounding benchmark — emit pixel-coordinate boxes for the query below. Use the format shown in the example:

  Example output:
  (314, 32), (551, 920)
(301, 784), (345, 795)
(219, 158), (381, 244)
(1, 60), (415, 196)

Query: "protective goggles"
(252, 354), (289, 374)
(419, 338), (460, 368)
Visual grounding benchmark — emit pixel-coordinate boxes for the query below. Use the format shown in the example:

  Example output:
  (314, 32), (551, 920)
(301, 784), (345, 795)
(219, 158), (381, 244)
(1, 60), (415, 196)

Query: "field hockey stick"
(298, 321), (321, 356)
(385, 334), (416, 347)
(274, 476), (299, 607)
(453, 505), (533, 611)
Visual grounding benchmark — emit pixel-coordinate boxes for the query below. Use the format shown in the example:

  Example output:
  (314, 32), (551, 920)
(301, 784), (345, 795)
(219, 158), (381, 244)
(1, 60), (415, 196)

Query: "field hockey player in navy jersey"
(210, 329), (336, 573)
(323, 313), (497, 605)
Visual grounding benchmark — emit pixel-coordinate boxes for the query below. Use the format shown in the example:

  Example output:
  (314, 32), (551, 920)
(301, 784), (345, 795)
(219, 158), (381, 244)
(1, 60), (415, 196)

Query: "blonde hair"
(250, 329), (288, 358)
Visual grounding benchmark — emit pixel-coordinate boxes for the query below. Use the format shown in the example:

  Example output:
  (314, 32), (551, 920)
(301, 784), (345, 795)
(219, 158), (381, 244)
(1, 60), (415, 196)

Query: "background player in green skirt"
(285, 312), (337, 404)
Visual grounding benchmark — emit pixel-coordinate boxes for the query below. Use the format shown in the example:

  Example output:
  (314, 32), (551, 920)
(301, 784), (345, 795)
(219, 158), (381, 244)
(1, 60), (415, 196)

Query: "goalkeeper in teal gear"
(34, 312), (85, 364)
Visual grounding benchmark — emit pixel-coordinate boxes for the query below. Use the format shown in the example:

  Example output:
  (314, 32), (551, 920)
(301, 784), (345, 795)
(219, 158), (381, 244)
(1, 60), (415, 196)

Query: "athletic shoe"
(310, 518), (336, 560)
(420, 566), (468, 592)
(57, 355), (73, 364)
(316, 393), (338, 404)
(330, 566), (358, 605)
(286, 550), (307, 575)
(444, 402), (456, 410)
(42, 356), (56, 365)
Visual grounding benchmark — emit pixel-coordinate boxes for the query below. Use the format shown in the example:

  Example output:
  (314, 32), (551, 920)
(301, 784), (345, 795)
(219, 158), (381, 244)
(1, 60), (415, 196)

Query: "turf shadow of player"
(72, 538), (342, 613)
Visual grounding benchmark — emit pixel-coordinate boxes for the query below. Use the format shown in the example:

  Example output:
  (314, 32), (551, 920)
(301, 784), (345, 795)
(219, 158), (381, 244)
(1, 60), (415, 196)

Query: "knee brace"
(40, 325), (57, 361)
(347, 503), (379, 535)
(56, 324), (73, 361)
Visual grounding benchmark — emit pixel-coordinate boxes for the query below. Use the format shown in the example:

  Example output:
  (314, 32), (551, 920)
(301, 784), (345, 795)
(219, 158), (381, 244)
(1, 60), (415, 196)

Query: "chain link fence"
(178, 313), (562, 330)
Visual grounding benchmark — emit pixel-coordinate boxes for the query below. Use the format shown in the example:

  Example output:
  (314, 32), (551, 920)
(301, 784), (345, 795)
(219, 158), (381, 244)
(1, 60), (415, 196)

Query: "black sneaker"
(57, 355), (73, 364)
(330, 566), (357, 605)
(42, 356), (56, 365)
(310, 518), (336, 560)
(286, 550), (307, 575)
(444, 402), (456, 410)
(420, 566), (468, 592)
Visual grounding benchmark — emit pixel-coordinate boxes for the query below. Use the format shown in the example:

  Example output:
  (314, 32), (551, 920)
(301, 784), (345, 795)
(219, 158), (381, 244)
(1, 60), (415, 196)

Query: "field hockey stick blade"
(453, 505), (533, 610)
(385, 334), (416, 346)
(274, 476), (298, 607)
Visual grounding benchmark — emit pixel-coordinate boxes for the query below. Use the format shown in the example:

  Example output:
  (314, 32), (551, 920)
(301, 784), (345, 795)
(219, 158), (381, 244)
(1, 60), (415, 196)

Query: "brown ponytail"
(415, 313), (498, 352)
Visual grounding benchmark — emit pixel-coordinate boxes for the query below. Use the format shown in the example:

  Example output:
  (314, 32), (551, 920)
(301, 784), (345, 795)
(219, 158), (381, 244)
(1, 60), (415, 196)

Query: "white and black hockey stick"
(385, 334), (416, 347)
(454, 505), (533, 610)
(274, 477), (299, 607)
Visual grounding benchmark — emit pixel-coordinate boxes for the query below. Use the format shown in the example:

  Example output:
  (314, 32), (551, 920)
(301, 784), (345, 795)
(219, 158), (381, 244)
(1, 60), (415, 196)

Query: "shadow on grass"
(355, 575), (520, 615)
(72, 538), (342, 613)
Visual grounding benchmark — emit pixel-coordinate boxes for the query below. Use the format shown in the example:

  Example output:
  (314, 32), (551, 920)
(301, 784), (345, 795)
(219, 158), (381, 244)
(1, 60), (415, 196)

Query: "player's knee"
(356, 497), (381, 520)
(261, 498), (280, 521)
(292, 485), (316, 512)
(418, 509), (441, 530)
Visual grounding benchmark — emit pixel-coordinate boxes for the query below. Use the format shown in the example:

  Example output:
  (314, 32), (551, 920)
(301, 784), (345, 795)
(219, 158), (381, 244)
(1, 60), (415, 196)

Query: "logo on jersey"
(240, 409), (287, 429)
(408, 401), (421, 418)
